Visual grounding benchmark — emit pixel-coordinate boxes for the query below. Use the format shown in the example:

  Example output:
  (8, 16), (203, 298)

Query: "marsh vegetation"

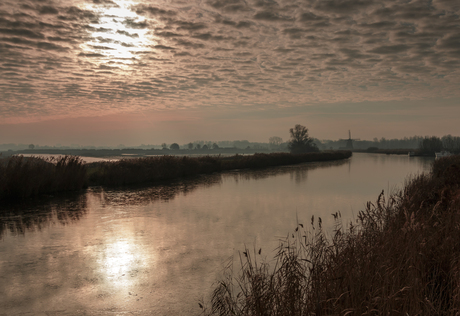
(87, 151), (351, 187)
(203, 155), (460, 315)
(0, 151), (352, 201)
(0, 155), (86, 200)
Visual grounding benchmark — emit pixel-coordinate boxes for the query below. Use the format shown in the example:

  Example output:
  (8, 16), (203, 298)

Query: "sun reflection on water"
(103, 240), (136, 277)
(97, 230), (152, 291)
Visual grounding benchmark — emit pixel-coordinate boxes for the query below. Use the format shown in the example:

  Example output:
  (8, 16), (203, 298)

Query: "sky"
(1, 0), (460, 146)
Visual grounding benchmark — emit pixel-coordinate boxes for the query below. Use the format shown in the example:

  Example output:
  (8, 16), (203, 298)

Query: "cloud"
(174, 39), (205, 49)
(155, 31), (182, 38)
(299, 11), (327, 23)
(63, 6), (98, 21)
(153, 44), (175, 50)
(368, 44), (410, 54)
(132, 4), (177, 17)
(437, 34), (460, 50)
(214, 17), (253, 28)
(206, 0), (251, 13)
(78, 52), (105, 57)
(253, 10), (294, 21)
(192, 33), (233, 41)
(0, 28), (45, 39)
(122, 18), (148, 29)
(0, 0), (459, 125)
(116, 30), (139, 38)
(174, 20), (208, 31)
(359, 21), (396, 29)
(39, 6), (59, 15)
(282, 27), (308, 39)
(92, 0), (119, 7)
(91, 45), (114, 50)
(314, 0), (376, 14)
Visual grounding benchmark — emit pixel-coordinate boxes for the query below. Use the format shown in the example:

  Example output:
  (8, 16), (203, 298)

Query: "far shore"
(0, 147), (280, 159)
(2, 147), (437, 160)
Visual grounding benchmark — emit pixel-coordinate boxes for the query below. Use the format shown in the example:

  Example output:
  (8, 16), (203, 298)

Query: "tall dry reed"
(1, 152), (351, 200)
(0, 155), (86, 201)
(202, 155), (460, 315)
(88, 151), (352, 187)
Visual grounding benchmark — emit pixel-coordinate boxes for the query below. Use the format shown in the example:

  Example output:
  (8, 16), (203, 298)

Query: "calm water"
(0, 153), (432, 315)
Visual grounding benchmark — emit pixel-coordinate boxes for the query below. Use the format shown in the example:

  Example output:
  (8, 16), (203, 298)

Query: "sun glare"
(81, 0), (152, 63)
(98, 238), (150, 289)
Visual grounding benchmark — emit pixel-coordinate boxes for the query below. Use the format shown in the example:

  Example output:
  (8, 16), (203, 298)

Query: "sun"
(80, 0), (152, 63)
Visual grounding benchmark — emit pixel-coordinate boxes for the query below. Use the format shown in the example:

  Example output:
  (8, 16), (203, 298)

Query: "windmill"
(339, 130), (360, 149)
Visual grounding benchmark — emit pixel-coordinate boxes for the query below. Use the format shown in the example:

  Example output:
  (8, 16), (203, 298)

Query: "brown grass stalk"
(202, 155), (460, 315)
(0, 155), (86, 201)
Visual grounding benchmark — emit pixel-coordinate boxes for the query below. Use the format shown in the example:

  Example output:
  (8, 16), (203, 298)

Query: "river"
(0, 153), (433, 315)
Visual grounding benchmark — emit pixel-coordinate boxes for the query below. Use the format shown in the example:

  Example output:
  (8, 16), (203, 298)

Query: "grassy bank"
(0, 151), (351, 200)
(87, 151), (352, 186)
(0, 155), (86, 201)
(203, 154), (460, 315)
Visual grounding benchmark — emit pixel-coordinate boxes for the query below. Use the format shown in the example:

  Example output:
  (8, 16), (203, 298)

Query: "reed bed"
(1, 152), (350, 200)
(202, 155), (460, 316)
(88, 151), (352, 187)
(0, 155), (86, 201)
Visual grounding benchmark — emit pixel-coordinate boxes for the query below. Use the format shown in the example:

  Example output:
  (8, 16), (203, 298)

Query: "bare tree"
(288, 124), (318, 154)
(269, 136), (283, 149)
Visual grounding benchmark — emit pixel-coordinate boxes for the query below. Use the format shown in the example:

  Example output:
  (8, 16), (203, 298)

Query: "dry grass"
(0, 155), (86, 200)
(0, 152), (351, 200)
(88, 151), (352, 187)
(202, 155), (460, 316)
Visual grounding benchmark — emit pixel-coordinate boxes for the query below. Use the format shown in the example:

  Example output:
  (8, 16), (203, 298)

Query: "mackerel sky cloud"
(0, 0), (459, 145)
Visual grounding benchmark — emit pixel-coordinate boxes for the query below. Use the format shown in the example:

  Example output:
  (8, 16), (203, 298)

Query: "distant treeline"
(0, 140), (279, 151)
(316, 134), (460, 151)
(0, 151), (352, 201)
(2, 135), (460, 152)
(1, 147), (275, 158)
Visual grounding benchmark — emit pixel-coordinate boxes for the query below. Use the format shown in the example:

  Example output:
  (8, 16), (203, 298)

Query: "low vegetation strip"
(0, 155), (86, 201)
(87, 151), (352, 186)
(0, 151), (351, 200)
(201, 155), (460, 315)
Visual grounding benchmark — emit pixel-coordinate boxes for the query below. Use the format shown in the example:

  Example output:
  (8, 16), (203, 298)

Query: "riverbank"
(203, 154), (460, 315)
(354, 148), (414, 155)
(0, 151), (351, 201)
(0, 155), (86, 201)
(86, 151), (352, 186)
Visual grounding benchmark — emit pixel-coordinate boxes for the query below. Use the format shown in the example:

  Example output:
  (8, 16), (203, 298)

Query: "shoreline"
(202, 154), (460, 315)
(0, 151), (352, 201)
